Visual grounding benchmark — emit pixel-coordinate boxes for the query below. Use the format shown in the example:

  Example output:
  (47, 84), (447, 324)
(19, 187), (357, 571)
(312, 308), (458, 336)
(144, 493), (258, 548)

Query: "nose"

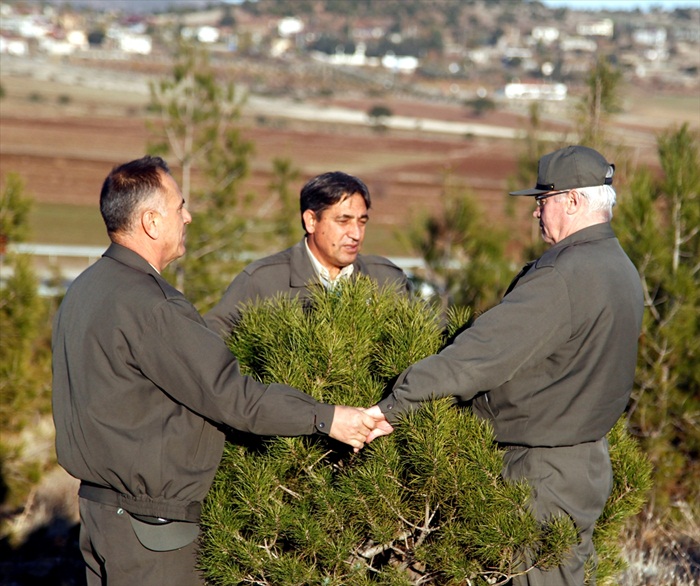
(348, 221), (363, 241)
(532, 207), (541, 219)
(183, 208), (192, 224)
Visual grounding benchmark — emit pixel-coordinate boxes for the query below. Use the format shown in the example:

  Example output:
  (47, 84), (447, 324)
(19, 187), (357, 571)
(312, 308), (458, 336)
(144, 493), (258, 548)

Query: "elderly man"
(52, 156), (384, 586)
(367, 146), (643, 585)
(205, 171), (409, 335)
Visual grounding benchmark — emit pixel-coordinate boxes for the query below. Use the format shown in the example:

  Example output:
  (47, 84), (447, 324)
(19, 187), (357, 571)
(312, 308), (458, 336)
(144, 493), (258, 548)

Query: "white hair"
(577, 165), (616, 219)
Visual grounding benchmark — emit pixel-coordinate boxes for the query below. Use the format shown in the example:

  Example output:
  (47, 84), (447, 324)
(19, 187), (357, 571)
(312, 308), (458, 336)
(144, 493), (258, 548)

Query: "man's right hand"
(329, 406), (375, 452)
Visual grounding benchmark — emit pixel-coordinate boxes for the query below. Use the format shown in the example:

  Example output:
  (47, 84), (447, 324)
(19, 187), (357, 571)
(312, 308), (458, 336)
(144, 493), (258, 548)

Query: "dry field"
(3, 55), (696, 258)
(0, 65), (522, 256)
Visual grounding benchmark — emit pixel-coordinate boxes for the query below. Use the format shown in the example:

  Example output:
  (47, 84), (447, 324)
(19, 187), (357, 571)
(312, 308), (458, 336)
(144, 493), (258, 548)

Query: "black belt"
(79, 481), (122, 506)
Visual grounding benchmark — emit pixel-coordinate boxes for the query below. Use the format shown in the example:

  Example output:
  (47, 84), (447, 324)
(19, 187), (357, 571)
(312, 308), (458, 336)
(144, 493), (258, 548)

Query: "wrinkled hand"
(362, 405), (394, 443)
(330, 405), (376, 452)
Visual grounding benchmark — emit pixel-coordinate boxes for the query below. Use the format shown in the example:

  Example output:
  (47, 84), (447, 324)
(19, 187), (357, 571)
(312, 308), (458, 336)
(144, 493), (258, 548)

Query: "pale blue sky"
(541, 0), (699, 11)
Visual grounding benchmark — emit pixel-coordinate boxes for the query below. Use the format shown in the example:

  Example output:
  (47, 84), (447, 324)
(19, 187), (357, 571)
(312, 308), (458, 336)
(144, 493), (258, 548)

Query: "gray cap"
(129, 513), (199, 551)
(509, 145), (613, 196)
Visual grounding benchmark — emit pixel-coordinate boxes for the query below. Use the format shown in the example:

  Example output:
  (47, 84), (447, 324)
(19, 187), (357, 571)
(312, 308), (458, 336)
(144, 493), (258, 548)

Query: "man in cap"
(205, 171), (409, 335)
(366, 145), (644, 585)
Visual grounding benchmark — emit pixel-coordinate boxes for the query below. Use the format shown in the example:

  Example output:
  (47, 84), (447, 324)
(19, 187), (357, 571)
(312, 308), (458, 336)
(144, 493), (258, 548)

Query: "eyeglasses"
(535, 190), (569, 207)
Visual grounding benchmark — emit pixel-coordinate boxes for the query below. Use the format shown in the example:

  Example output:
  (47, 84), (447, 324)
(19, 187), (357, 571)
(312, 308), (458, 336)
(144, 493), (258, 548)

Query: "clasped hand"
(329, 404), (394, 452)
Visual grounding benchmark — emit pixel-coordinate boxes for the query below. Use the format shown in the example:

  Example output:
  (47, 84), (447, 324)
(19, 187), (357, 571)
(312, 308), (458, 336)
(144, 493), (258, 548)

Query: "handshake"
(329, 404), (394, 452)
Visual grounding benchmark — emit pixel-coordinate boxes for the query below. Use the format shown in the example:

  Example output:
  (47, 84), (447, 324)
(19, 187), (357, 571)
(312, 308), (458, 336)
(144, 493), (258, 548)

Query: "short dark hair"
(100, 155), (171, 235)
(299, 171), (371, 232)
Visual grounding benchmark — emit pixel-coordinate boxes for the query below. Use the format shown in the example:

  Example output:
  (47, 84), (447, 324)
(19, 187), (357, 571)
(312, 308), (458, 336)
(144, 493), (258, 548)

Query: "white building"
(531, 26), (560, 45)
(634, 28), (667, 47)
(382, 52), (419, 73)
(560, 36), (597, 52)
(278, 17), (303, 37)
(577, 19), (614, 38)
(119, 34), (152, 55)
(0, 35), (28, 55)
(504, 82), (567, 101)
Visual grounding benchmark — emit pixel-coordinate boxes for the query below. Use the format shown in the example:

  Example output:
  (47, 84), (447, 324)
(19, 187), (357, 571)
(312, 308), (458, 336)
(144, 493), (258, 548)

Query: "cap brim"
(508, 188), (547, 196)
(129, 515), (199, 551)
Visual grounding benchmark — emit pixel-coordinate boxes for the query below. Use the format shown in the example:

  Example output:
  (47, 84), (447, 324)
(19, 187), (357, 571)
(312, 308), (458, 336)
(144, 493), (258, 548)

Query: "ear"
(142, 209), (160, 240)
(565, 190), (582, 215)
(302, 209), (317, 234)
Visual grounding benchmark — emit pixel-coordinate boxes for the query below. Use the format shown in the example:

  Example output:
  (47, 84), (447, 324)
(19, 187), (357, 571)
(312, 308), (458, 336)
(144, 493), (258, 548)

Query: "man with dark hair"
(366, 146), (644, 586)
(52, 156), (386, 585)
(205, 171), (409, 335)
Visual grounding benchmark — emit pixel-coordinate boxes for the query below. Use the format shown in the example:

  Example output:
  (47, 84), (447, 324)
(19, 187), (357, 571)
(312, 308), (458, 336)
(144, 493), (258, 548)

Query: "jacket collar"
(555, 222), (615, 249)
(103, 242), (161, 279)
(537, 222), (615, 268)
(288, 238), (364, 289)
(289, 239), (318, 288)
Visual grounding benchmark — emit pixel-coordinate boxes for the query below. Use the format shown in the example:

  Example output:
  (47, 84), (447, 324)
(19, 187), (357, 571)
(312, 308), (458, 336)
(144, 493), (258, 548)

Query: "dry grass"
(618, 503), (700, 586)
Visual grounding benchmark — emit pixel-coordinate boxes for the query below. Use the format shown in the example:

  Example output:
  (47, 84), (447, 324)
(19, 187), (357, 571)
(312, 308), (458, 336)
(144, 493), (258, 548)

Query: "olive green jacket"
(52, 243), (334, 522)
(205, 238), (409, 336)
(378, 223), (643, 447)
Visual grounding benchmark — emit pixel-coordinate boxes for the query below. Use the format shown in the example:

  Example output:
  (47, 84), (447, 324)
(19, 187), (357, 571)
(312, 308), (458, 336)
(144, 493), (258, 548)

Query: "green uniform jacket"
(52, 243), (334, 522)
(378, 223), (643, 447)
(205, 238), (409, 336)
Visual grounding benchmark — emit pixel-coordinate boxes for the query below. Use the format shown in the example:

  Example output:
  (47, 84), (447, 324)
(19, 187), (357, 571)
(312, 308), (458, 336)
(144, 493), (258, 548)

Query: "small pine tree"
(615, 123), (700, 511)
(200, 277), (651, 585)
(147, 41), (254, 310)
(269, 157), (301, 249)
(0, 174), (55, 526)
(402, 178), (513, 313)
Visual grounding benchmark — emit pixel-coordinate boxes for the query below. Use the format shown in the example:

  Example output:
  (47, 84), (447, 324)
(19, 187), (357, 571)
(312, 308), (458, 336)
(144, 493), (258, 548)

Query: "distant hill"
(38, 0), (229, 13)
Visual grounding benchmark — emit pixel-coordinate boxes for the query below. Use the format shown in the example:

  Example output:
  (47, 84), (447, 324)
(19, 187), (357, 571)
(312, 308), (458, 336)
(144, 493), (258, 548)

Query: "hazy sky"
(541, 0), (699, 11)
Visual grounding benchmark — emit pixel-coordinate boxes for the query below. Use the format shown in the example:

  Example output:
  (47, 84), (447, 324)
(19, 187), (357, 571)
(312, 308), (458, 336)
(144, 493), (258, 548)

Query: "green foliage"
(506, 102), (553, 260)
(0, 255), (48, 432)
(592, 420), (653, 584)
(577, 56), (623, 150)
(368, 104), (393, 120)
(368, 105), (392, 134)
(200, 277), (650, 585)
(464, 97), (495, 117)
(402, 178), (513, 313)
(148, 41), (254, 310)
(614, 123), (700, 512)
(0, 175), (55, 516)
(0, 173), (32, 248)
(269, 157), (301, 249)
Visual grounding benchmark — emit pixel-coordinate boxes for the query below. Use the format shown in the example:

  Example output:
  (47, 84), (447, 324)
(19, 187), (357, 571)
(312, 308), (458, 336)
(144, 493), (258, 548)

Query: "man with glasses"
(366, 145), (643, 585)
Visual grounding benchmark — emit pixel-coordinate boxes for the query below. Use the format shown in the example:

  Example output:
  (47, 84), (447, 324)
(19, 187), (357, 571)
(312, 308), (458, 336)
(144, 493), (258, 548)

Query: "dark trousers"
(502, 438), (612, 586)
(78, 498), (204, 586)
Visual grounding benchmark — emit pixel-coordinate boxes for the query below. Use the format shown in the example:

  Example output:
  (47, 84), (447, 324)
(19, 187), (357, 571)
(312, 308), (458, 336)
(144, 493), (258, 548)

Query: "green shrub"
(200, 277), (651, 585)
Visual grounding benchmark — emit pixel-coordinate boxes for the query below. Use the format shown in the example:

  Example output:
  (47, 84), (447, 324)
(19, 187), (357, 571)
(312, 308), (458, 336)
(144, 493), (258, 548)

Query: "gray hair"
(577, 165), (616, 219)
